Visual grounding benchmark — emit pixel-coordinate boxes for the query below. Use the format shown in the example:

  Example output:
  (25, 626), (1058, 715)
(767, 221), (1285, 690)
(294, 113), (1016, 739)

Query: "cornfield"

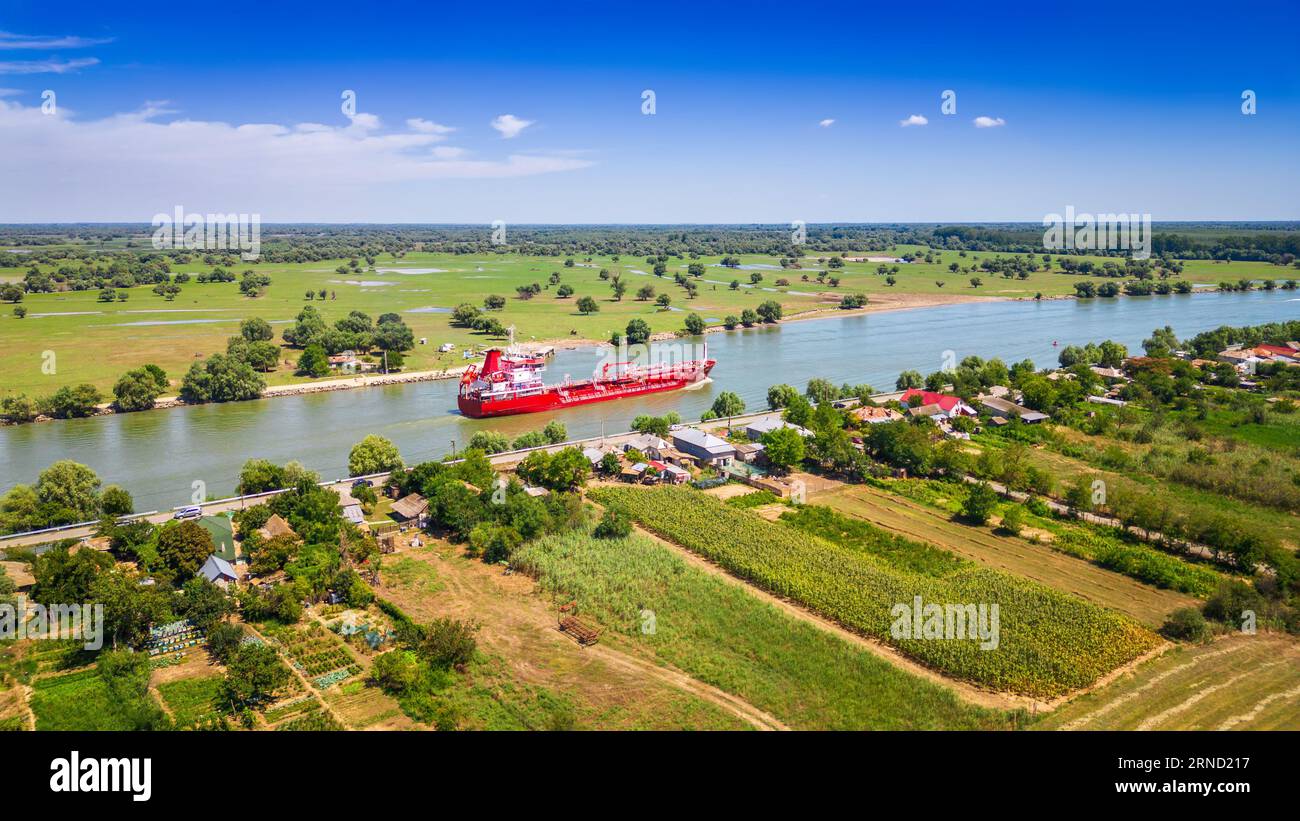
(589, 485), (1161, 698)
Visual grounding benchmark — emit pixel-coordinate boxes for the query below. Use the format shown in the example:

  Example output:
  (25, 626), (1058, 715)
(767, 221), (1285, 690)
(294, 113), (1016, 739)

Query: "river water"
(2, 291), (1296, 510)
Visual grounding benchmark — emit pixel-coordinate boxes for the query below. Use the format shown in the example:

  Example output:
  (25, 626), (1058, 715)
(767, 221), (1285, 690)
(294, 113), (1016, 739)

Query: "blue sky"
(1, 0), (1297, 222)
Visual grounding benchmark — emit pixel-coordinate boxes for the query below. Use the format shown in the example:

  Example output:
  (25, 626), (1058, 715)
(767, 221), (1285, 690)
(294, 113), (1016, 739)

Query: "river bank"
(0, 292), (1001, 428)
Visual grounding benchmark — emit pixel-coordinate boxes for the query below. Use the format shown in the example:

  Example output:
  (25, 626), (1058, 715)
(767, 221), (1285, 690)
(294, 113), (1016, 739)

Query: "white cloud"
(0, 99), (593, 220)
(407, 117), (454, 134)
(491, 113), (533, 139)
(973, 116), (1005, 128)
(0, 57), (99, 75)
(899, 114), (928, 127)
(818, 118), (835, 128)
(0, 88), (21, 97)
(346, 111), (381, 131)
(0, 31), (112, 50)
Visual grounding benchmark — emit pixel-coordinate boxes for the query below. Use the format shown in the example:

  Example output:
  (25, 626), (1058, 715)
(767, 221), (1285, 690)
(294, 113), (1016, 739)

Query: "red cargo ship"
(457, 346), (715, 418)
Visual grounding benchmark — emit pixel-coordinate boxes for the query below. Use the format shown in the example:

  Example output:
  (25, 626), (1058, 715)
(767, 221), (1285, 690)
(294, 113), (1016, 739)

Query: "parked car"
(173, 505), (202, 520)
(351, 478), (374, 489)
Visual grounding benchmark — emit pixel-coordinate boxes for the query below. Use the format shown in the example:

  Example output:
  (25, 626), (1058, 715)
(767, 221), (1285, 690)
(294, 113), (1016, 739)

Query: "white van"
(173, 505), (202, 520)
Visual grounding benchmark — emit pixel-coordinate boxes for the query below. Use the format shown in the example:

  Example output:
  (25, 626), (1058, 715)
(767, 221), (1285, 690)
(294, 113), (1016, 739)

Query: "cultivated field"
(1037, 632), (1300, 731)
(588, 484), (1162, 698)
(818, 485), (1199, 627)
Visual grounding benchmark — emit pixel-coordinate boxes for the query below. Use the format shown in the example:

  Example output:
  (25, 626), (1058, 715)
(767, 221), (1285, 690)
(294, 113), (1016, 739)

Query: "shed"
(390, 493), (429, 523)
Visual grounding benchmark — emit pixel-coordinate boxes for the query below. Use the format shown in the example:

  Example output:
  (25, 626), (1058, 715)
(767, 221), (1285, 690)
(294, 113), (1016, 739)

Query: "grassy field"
(1036, 632), (1300, 730)
(157, 674), (223, 727)
(513, 527), (1020, 729)
(589, 484), (1162, 698)
(816, 485), (1198, 627)
(28, 667), (153, 731)
(1, 246), (1288, 397)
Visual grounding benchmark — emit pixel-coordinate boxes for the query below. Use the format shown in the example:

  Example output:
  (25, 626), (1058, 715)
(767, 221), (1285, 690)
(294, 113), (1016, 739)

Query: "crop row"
(589, 485), (1161, 698)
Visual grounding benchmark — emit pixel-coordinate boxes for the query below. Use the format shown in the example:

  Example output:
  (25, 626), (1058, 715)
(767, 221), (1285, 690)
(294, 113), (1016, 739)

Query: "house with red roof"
(899, 389), (978, 418)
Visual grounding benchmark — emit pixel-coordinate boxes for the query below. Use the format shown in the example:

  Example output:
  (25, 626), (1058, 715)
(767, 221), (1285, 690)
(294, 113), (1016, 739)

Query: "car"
(351, 478), (373, 489)
(173, 505), (202, 520)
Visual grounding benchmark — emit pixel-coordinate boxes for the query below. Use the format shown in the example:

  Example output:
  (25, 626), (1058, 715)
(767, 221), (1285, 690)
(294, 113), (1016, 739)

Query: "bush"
(1160, 607), (1210, 642)
(997, 504), (1025, 536)
(418, 618), (478, 671)
(593, 507), (632, 539)
(960, 482), (999, 525)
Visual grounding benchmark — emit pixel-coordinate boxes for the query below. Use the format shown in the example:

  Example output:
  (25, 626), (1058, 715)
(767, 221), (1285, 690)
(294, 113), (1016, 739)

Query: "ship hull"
(459, 362), (714, 419)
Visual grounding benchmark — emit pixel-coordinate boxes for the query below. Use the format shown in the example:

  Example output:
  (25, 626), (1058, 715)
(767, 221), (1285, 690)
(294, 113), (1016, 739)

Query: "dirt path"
(381, 547), (786, 730)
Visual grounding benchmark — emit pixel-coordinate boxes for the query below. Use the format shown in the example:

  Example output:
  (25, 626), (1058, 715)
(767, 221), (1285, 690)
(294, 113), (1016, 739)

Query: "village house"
(744, 417), (813, 440)
(852, 405), (905, 425)
(977, 394), (1051, 424)
(672, 427), (737, 468)
(390, 493), (429, 527)
(733, 441), (765, 464)
(198, 554), (238, 589)
(257, 513), (298, 542)
(898, 389), (978, 419)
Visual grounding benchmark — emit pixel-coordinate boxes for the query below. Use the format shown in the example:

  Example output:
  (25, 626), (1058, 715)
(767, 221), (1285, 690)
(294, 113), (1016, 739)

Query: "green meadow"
(0, 245), (1286, 397)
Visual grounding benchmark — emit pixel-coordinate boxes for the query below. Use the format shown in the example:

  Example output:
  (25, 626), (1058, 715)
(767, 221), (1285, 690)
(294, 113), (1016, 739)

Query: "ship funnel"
(482, 348), (504, 374)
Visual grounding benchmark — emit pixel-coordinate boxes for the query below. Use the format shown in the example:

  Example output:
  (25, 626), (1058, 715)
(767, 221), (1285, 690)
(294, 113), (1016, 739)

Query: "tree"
(373, 317), (415, 352)
(756, 300), (783, 323)
(349, 434), (404, 476)
(760, 425), (805, 473)
(895, 370), (924, 390)
(683, 313), (705, 335)
(625, 318), (652, 345)
(157, 520), (215, 580)
(101, 485), (134, 517)
(237, 459), (286, 494)
(961, 482), (999, 525)
(180, 354), (265, 402)
(767, 383), (799, 409)
(484, 294), (506, 310)
(91, 569), (170, 649)
(179, 576), (233, 631)
(36, 460), (102, 521)
(711, 391), (745, 421)
(0, 394), (38, 423)
(556, 283), (574, 298)
(0, 283), (22, 302)
(240, 317), (274, 342)
(296, 344), (331, 377)
(468, 430), (510, 454)
(46, 384), (103, 418)
(418, 618), (478, 670)
(805, 377), (839, 405)
(112, 366), (168, 412)
(207, 622), (245, 663)
(12, 306), (25, 319)
(220, 644), (290, 710)
(637, 284), (655, 301)
(576, 295), (599, 314)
